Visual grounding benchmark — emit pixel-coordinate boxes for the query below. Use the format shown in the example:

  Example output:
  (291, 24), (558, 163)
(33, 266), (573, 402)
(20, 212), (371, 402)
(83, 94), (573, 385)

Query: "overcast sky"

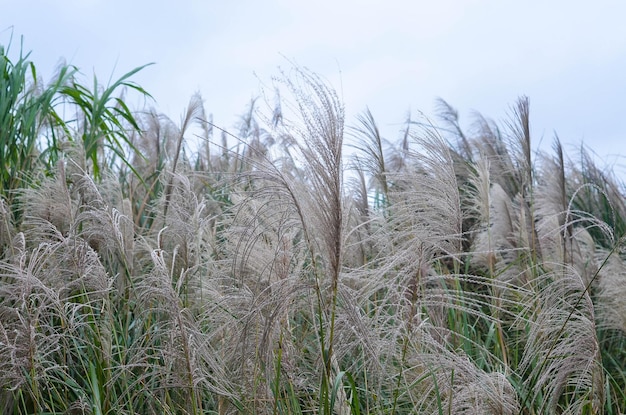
(3, 0), (626, 170)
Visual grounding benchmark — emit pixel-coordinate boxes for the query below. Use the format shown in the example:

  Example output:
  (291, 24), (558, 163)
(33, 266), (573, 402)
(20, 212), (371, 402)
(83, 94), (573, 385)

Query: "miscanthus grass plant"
(2, 42), (626, 414)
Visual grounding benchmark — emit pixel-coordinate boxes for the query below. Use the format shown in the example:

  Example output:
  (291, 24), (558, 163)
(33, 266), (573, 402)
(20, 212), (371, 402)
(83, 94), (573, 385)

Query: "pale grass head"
(533, 149), (570, 265)
(518, 264), (604, 413)
(595, 250), (626, 333)
(18, 162), (74, 239)
(469, 111), (518, 197)
(467, 157), (515, 271)
(0, 231), (110, 408)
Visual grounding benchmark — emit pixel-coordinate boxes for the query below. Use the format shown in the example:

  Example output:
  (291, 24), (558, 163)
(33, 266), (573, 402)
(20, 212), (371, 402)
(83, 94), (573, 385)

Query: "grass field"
(1, 41), (625, 414)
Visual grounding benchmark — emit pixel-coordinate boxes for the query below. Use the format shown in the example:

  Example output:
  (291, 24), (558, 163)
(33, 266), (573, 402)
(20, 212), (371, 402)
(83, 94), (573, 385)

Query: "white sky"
(3, 0), (626, 170)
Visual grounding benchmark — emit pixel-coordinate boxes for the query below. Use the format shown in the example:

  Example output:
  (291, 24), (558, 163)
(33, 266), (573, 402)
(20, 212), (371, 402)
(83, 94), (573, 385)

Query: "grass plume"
(3, 41), (626, 414)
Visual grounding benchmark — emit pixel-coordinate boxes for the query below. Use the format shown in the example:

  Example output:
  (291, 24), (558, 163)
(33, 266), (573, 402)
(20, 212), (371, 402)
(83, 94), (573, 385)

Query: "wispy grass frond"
(596, 251), (626, 333)
(519, 264), (604, 413)
(504, 96), (533, 193)
(0, 229), (110, 413)
(470, 111), (518, 197)
(567, 146), (626, 249)
(466, 157), (515, 271)
(382, 119), (463, 267)
(349, 107), (390, 204)
(533, 147), (570, 266)
(410, 335), (520, 414)
(344, 160), (376, 267)
(16, 165), (80, 257)
(5, 42), (626, 413)
(273, 66), (345, 280)
(162, 93), (206, 222)
(137, 246), (234, 396)
(222, 65), (347, 413)
(435, 98), (472, 161)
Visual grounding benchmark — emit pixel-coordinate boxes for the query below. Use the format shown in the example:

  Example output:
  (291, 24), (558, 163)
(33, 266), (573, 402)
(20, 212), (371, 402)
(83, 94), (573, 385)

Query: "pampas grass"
(4, 43), (626, 414)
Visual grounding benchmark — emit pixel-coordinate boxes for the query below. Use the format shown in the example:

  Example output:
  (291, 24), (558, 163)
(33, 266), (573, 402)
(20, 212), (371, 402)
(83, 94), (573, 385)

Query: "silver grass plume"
(0, 240), (67, 393)
(133, 240), (236, 412)
(533, 148), (569, 266)
(220, 191), (313, 408)
(470, 112), (518, 197)
(18, 160), (74, 240)
(434, 98), (473, 164)
(344, 159), (374, 267)
(519, 264), (604, 413)
(75, 192), (135, 294)
(349, 107), (390, 202)
(162, 93), (206, 222)
(370, 120), (463, 301)
(595, 250), (626, 333)
(467, 156), (515, 272)
(533, 153), (604, 280)
(273, 66), (345, 283)
(281, 69), (347, 412)
(225, 65), (346, 412)
(152, 172), (222, 309)
(504, 97), (533, 195)
(346, 118), (472, 411)
(410, 335), (520, 414)
(131, 110), (179, 173)
(215, 140), (327, 408)
(502, 97), (540, 264)
(0, 230), (109, 395)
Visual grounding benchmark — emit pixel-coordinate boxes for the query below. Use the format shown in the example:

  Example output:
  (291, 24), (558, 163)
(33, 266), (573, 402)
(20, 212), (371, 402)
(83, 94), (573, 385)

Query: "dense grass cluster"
(2, 41), (626, 414)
